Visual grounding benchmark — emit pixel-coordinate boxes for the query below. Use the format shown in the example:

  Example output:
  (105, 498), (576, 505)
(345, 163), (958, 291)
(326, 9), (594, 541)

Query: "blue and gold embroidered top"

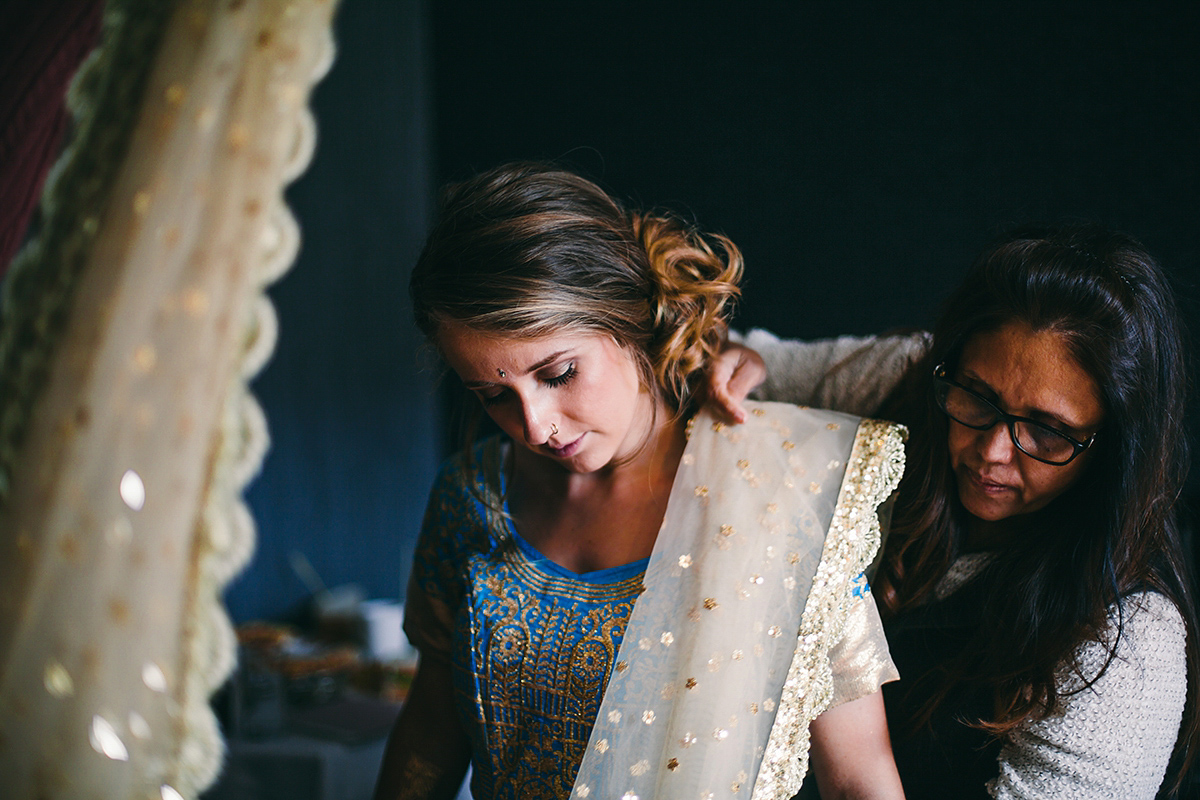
(405, 438), (646, 800)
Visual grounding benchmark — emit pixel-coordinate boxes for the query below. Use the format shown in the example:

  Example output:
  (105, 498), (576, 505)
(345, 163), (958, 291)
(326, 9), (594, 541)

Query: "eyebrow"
(461, 349), (571, 389)
(958, 371), (1084, 431)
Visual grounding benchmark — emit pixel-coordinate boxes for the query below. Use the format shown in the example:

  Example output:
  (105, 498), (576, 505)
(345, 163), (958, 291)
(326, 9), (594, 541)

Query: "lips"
(964, 468), (1015, 495)
(548, 433), (584, 459)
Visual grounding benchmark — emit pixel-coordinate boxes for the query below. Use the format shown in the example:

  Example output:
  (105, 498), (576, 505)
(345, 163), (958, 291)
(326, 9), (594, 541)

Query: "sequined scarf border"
(750, 418), (907, 799)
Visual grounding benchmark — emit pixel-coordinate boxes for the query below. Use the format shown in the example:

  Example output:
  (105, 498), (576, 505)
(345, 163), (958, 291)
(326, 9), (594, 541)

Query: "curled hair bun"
(633, 212), (743, 410)
(412, 162), (744, 415)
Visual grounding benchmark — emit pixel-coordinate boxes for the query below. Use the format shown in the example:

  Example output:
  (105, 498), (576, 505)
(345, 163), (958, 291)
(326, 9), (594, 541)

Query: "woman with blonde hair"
(374, 163), (909, 800)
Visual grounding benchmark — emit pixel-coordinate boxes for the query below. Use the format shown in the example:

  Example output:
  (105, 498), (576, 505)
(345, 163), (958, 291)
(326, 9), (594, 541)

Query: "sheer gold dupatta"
(0, 1), (337, 797)
(571, 402), (905, 800)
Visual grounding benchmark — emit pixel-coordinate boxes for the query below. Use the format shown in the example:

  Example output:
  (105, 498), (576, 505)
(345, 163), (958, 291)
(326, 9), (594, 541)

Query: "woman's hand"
(706, 342), (767, 424)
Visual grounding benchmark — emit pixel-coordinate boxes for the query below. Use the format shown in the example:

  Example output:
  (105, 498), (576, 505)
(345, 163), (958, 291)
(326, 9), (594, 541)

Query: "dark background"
(224, 0), (1200, 623)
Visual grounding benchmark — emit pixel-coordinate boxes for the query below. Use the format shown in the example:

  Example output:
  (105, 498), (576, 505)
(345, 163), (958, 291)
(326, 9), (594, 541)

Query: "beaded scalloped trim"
(0, 0), (174, 502)
(751, 419), (907, 799)
(0, 2), (338, 796)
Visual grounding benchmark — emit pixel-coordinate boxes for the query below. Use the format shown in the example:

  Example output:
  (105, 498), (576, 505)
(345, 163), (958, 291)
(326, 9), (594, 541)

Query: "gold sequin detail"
(678, 554), (692, 569)
(685, 678), (697, 690)
(751, 408), (766, 417)
(44, 660), (74, 698)
(661, 631), (675, 646)
(720, 524), (734, 537)
(58, 534), (81, 562)
(616, 660), (629, 673)
(631, 759), (650, 776)
(737, 459), (750, 469)
(782, 440), (795, 450)
(667, 758), (679, 771)
(228, 121), (250, 151)
(703, 598), (718, 610)
(594, 739), (609, 754)
(695, 485), (709, 497)
(642, 710), (655, 725)
(132, 190), (152, 216)
(680, 732), (697, 747)
(753, 419), (907, 800)
(132, 344), (157, 373)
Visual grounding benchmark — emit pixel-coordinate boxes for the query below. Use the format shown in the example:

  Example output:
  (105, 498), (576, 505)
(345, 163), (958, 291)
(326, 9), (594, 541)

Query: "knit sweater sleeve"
(988, 592), (1188, 800)
(736, 329), (931, 417)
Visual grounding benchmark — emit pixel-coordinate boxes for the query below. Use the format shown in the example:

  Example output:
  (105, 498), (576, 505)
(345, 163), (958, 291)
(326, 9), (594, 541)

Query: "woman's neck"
(507, 399), (688, 573)
(962, 513), (1026, 553)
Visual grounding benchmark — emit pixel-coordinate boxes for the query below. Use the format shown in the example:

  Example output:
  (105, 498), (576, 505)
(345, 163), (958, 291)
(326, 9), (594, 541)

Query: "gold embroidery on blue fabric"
(449, 443), (645, 800)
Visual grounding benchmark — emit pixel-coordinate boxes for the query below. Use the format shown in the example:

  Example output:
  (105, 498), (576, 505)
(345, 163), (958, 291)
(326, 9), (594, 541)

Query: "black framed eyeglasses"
(933, 363), (1097, 466)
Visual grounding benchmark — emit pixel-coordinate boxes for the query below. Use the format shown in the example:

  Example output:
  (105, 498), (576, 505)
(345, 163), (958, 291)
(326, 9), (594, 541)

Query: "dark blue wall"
(429, 2), (1200, 339)
(226, 0), (440, 623)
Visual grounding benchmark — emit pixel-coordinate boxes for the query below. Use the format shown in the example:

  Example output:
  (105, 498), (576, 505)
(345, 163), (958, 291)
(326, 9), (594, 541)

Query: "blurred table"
(202, 694), (401, 800)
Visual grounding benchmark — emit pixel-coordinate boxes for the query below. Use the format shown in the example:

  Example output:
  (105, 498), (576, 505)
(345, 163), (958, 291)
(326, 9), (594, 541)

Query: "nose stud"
(550, 423), (559, 436)
(497, 368), (506, 378)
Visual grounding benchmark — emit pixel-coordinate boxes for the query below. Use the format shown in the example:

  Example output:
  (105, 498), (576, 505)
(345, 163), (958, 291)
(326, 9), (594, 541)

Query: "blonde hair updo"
(410, 162), (743, 415)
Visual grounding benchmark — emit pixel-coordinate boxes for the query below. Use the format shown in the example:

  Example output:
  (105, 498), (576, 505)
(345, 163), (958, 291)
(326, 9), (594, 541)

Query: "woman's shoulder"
(430, 436), (507, 499)
(421, 436), (510, 546)
(1106, 590), (1186, 655)
(1068, 590), (1187, 690)
(728, 402), (906, 474)
(738, 399), (902, 433)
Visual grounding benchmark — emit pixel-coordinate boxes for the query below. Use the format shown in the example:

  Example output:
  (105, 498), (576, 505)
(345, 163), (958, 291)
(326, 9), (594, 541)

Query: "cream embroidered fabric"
(571, 402), (906, 800)
(0, 2), (336, 797)
(823, 583), (899, 710)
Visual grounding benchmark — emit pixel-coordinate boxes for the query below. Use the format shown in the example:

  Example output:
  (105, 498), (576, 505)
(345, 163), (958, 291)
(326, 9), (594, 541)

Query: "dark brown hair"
(874, 223), (1199, 792)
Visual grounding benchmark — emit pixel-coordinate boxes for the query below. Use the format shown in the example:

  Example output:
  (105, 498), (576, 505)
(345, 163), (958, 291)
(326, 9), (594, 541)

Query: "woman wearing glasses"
(711, 224), (1199, 799)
